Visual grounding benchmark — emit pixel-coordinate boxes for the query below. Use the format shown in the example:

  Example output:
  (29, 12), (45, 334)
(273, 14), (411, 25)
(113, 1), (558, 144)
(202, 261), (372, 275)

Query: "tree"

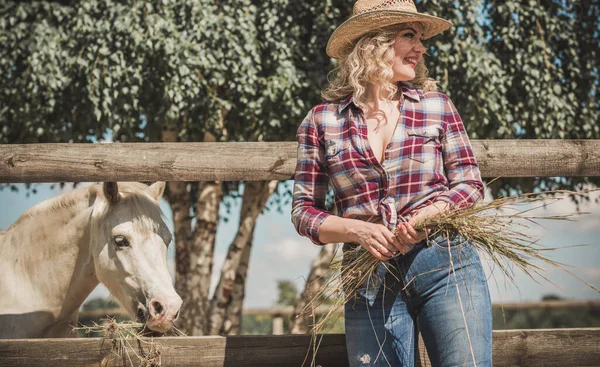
(290, 244), (337, 334)
(276, 280), (300, 307)
(209, 180), (278, 335)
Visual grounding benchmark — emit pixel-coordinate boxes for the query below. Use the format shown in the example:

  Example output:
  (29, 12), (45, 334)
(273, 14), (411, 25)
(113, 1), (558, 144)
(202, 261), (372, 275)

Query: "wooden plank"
(492, 299), (600, 310)
(0, 142), (295, 183)
(1, 328), (599, 366)
(473, 140), (600, 178)
(0, 140), (599, 183)
(492, 328), (600, 366)
(0, 334), (347, 367)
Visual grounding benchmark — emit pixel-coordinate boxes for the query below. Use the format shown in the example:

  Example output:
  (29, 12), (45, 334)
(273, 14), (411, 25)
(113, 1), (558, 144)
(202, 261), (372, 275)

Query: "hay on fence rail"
(73, 317), (185, 367)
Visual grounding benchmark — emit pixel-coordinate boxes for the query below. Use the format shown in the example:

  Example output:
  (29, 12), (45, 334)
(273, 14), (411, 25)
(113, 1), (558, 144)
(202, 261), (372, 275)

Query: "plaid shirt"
(292, 84), (484, 245)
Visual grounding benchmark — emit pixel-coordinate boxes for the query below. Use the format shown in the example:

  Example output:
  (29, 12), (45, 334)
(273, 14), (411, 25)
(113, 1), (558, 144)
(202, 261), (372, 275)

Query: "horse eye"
(113, 235), (129, 248)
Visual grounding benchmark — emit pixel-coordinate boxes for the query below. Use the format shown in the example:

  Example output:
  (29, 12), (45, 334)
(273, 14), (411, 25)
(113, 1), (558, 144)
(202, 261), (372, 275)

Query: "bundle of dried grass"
(300, 190), (599, 337)
(74, 317), (184, 367)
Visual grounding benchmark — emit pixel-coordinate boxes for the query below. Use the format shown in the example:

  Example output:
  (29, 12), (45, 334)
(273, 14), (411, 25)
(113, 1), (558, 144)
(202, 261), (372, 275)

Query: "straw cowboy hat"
(326, 0), (452, 59)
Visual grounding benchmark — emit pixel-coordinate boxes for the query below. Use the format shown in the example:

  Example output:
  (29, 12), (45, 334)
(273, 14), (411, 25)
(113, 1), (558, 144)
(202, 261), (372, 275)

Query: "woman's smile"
(403, 56), (420, 68)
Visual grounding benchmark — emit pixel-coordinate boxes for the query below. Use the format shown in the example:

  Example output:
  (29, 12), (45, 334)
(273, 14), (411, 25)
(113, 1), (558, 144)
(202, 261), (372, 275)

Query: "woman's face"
(391, 22), (427, 82)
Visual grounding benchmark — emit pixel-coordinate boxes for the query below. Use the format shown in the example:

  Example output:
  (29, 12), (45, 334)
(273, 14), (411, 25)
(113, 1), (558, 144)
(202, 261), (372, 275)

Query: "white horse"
(0, 182), (182, 338)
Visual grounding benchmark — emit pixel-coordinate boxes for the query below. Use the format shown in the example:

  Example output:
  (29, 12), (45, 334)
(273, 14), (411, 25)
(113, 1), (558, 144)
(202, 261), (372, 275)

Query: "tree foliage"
(0, 0), (352, 145)
(418, 0), (600, 195)
(276, 279), (299, 307)
(493, 294), (600, 329)
(419, 0), (599, 140)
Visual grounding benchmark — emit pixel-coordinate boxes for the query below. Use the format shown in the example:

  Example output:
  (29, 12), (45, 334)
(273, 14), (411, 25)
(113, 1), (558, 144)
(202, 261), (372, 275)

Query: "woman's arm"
(410, 200), (450, 223)
(395, 96), (483, 245)
(436, 96), (485, 206)
(291, 109), (332, 245)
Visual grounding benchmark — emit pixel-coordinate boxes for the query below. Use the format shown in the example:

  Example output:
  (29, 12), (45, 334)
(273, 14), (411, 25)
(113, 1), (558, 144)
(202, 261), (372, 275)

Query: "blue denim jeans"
(344, 234), (492, 367)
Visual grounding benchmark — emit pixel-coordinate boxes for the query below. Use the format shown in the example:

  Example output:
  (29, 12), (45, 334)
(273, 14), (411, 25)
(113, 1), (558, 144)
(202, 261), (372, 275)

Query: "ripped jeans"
(344, 234), (492, 367)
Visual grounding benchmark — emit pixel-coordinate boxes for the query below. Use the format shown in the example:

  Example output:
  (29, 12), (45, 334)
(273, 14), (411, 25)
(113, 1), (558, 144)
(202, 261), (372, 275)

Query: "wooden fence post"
(272, 313), (284, 335)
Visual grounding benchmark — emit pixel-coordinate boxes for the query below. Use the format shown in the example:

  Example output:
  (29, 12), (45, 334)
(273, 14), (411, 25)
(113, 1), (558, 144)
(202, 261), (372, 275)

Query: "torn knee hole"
(358, 353), (371, 364)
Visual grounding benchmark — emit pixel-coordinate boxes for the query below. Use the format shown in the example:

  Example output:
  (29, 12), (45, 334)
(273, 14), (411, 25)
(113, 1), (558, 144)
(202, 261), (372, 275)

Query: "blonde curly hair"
(322, 24), (438, 107)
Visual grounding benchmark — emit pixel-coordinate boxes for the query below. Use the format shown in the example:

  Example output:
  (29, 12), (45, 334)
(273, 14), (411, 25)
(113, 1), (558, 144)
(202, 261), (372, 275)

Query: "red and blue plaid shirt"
(291, 84), (484, 245)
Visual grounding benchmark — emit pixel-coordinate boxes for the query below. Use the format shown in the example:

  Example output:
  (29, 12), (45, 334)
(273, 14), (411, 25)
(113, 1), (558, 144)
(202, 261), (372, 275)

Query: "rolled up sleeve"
(291, 109), (332, 245)
(436, 97), (484, 208)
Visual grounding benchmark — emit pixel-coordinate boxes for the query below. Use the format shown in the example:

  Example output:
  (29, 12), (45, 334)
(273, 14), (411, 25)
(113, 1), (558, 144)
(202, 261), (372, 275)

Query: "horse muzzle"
(144, 295), (182, 333)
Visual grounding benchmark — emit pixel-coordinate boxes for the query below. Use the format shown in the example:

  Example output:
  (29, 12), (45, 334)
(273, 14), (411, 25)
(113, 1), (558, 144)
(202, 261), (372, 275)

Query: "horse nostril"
(174, 309), (180, 320)
(151, 300), (165, 317)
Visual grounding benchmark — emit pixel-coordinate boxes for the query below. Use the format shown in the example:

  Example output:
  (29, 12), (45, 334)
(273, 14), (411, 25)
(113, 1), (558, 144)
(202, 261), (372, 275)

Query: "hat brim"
(326, 10), (452, 59)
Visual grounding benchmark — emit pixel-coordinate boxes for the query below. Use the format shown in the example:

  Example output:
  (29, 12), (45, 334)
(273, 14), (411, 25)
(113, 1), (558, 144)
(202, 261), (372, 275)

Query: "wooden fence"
(1, 140), (599, 366)
(1, 140), (599, 182)
(1, 328), (599, 366)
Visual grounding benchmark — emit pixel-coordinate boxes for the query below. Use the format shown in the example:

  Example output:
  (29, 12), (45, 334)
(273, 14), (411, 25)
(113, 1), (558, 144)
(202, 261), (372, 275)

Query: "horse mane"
(7, 183), (166, 236)
(5, 185), (95, 232)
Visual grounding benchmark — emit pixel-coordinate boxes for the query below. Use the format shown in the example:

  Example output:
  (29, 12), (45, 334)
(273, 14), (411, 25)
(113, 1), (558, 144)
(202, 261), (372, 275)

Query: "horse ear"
(103, 182), (120, 204)
(146, 181), (166, 201)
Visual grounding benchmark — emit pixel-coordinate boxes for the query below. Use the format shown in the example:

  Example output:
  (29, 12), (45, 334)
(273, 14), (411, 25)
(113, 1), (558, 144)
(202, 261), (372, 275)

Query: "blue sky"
(1, 182), (599, 309)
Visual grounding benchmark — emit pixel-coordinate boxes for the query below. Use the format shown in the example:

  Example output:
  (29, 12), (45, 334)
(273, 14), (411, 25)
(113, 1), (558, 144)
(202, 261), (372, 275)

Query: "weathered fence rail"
(1, 140), (599, 182)
(1, 328), (599, 367)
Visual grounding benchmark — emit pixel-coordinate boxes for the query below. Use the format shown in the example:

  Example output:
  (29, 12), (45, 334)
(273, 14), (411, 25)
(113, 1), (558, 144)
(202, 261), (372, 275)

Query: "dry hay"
(74, 317), (185, 367)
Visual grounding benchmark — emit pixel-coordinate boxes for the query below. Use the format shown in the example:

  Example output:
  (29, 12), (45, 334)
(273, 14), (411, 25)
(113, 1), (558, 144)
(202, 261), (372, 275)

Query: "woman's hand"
(351, 222), (410, 261)
(318, 216), (412, 261)
(394, 219), (429, 247)
(394, 201), (449, 246)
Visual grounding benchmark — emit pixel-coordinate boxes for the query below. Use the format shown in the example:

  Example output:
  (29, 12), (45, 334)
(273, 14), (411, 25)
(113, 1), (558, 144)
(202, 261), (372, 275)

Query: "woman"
(291, 0), (492, 366)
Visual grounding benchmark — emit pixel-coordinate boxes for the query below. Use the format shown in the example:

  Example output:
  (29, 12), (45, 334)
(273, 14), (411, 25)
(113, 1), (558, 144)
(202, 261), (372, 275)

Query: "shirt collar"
(338, 94), (355, 113)
(337, 82), (421, 113)
(399, 82), (421, 103)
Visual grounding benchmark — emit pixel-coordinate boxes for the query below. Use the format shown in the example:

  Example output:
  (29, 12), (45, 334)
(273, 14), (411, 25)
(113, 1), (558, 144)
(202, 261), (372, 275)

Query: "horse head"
(90, 182), (182, 333)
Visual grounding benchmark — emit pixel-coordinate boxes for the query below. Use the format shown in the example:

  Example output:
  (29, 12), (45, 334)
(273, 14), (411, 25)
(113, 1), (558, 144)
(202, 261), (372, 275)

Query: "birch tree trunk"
(209, 180), (278, 335)
(220, 232), (253, 335)
(164, 128), (222, 336)
(166, 180), (192, 298)
(179, 181), (222, 335)
(290, 243), (337, 334)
